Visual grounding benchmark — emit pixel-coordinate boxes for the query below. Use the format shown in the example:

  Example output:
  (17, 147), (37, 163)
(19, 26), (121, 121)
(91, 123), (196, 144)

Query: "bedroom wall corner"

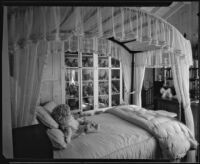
(2, 6), (13, 158)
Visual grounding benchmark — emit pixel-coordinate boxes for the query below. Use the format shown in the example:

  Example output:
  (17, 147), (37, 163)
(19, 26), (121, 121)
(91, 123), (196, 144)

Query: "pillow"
(155, 110), (177, 118)
(43, 101), (58, 114)
(36, 106), (59, 129)
(46, 128), (67, 150)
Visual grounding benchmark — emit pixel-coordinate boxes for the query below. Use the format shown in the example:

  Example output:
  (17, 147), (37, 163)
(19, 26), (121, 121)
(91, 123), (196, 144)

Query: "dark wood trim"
(131, 53), (134, 104)
(120, 39), (137, 44)
(108, 37), (143, 54)
(198, 2), (200, 163)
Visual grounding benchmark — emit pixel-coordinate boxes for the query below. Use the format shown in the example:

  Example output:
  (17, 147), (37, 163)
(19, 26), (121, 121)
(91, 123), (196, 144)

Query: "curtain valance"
(63, 35), (125, 62)
(8, 6), (192, 65)
(134, 31), (193, 68)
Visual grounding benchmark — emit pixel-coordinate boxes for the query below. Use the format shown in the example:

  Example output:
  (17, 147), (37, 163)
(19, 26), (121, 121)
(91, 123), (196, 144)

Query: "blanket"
(106, 105), (198, 159)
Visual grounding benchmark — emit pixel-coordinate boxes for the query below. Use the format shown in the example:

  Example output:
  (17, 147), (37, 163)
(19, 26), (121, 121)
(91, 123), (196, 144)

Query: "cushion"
(46, 128), (67, 150)
(43, 101), (58, 114)
(36, 106), (59, 129)
(155, 110), (177, 118)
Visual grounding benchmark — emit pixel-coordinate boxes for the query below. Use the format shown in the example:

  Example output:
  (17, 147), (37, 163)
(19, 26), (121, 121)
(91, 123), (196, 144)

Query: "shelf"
(82, 55), (93, 57)
(82, 53), (93, 56)
(99, 80), (109, 82)
(112, 79), (120, 81)
(99, 94), (109, 97)
(64, 51), (78, 54)
(98, 67), (109, 69)
(82, 80), (93, 83)
(82, 96), (94, 98)
(66, 67), (79, 69)
(82, 67), (94, 68)
(98, 54), (108, 57)
(111, 68), (120, 69)
(66, 97), (79, 100)
(112, 93), (120, 95)
(66, 81), (79, 83)
(65, 57), (78, 59)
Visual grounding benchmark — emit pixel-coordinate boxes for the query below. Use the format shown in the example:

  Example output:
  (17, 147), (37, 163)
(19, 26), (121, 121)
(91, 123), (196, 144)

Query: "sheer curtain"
(133, 66), (146, 107)
(120, 47), (132, 104)
(10, 41), (48, 128)
(170, 38), (195, 162)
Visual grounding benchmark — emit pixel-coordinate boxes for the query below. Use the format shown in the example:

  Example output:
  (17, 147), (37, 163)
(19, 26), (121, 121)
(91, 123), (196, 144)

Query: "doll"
(51, 104), (99, 143)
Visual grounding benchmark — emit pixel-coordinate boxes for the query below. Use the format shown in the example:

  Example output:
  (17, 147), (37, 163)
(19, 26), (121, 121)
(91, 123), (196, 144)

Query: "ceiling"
(129, 2), (191, 20)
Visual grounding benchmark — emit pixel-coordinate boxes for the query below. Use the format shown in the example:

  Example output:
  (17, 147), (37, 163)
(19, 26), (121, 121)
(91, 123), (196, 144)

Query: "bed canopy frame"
(7, 6), (195, 144)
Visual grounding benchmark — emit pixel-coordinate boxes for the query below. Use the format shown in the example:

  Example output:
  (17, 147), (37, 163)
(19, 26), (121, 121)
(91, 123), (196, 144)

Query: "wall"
(2, 7), (13, 158)
(39, 41), (64, 105)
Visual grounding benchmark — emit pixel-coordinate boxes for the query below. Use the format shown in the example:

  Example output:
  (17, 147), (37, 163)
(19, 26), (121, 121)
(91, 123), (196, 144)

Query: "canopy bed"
(6, 6), (198, 161)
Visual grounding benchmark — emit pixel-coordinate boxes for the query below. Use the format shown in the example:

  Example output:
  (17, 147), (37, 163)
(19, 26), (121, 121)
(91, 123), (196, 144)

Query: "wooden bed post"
(198, 2), (200, 162)
(131, 53), (134, 104)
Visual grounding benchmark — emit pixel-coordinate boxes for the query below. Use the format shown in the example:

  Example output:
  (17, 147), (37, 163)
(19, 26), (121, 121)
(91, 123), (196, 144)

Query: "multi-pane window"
(64, 50), (122, 113)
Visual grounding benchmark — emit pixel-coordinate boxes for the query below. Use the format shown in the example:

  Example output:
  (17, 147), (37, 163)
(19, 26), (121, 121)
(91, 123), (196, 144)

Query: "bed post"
(198, 2), (200, 162)
(131, 53), (134, 104)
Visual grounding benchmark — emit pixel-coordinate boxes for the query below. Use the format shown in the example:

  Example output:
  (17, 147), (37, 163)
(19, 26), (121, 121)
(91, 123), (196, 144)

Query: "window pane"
(65, 68), (79, 111)
(82, 82), (93, 97)
(82, 97), (94, 111)
(65, 69), (78, 82)
(98, 55), (109, 67)
(112, 95), (120, 106)
(82, 53), (93, 67)
(99, 69), (108, 81)
(82, 69), (94, 81)
(112, 69), (120, 80)
(99, 95), (109, 108)
(99, 82), (109, 95)
(111, 58), (120, 68)
(112, 81), (120, 94)
(82, 68), (94, 111)
(65, 52), (78, 67)
(66, 99), (79, 111)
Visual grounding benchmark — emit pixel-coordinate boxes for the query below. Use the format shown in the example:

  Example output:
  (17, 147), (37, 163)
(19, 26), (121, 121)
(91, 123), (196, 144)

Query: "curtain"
(120, 46), (132, 104)
(171, 54), (196, 162)
(2, 6), (13, 158)
(10, 41), (48, 128)
(170, 39), (195, 162)
(133, 65), (146, 107)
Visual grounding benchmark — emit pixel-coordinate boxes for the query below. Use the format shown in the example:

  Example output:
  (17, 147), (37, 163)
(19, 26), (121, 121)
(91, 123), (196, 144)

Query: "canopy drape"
(7, 6), (195, 145)
(8, 7), (175, 51)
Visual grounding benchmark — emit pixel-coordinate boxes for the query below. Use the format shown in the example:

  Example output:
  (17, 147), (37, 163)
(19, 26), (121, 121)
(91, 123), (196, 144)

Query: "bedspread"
(54, 112), (160, 159)
(106, 105), (198, 159)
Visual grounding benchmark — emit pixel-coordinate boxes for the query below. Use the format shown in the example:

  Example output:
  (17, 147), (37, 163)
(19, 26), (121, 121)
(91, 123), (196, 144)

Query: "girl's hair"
(51, 104), (71, 125)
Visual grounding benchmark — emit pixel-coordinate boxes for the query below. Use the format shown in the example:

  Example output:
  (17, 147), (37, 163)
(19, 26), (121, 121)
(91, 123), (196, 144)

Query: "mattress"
(53, 112), (161, 159)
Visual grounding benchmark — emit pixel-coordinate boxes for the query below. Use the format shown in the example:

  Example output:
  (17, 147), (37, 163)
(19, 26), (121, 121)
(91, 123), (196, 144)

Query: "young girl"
(51, 104), (99, 143)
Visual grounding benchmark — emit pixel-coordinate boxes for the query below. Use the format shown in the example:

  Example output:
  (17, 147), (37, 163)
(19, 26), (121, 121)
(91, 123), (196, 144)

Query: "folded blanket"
(106, 106), (198, 159)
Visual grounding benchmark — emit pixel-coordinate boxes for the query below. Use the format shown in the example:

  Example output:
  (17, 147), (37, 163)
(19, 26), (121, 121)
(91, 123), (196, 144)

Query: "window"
(64, 50), (122, 113)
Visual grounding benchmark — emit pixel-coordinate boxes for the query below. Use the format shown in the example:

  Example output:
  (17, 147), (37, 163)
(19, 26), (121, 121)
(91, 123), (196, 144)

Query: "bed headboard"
(12, 123), (53, 159)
